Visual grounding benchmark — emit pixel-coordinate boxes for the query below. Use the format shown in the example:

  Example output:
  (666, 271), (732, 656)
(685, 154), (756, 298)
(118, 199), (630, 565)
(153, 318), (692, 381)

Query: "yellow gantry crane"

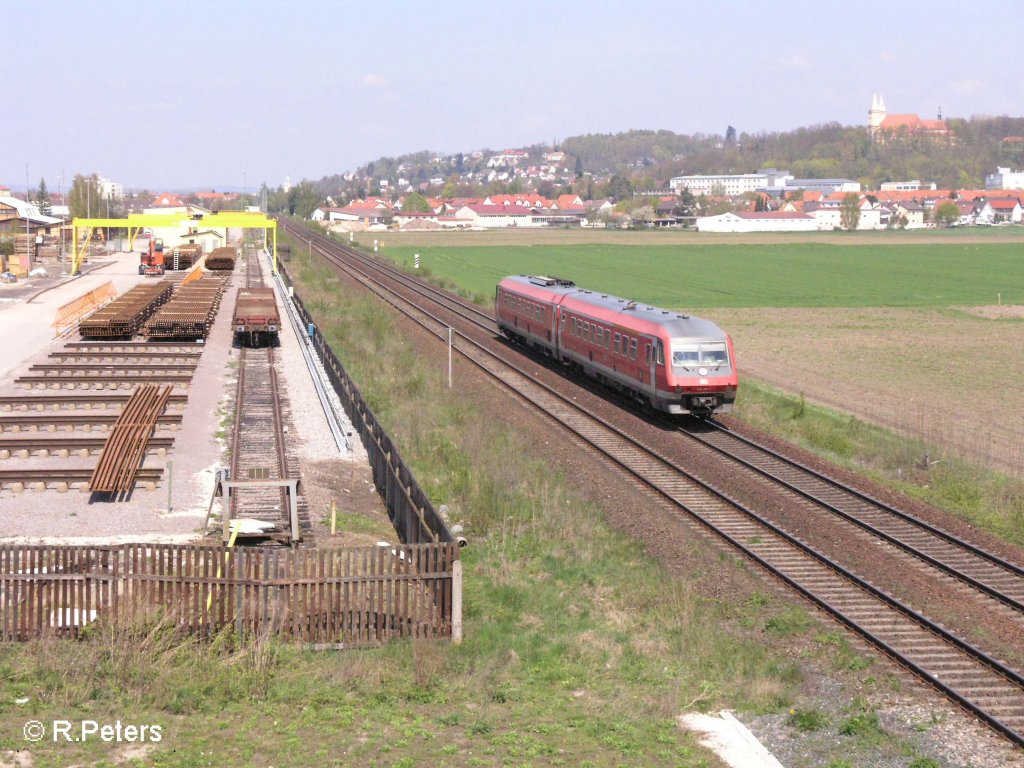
(70, 211), (278, 275)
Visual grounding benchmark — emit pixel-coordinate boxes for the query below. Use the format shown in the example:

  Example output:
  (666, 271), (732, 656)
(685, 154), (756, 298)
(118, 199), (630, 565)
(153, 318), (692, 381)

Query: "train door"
(646, 338), (658, 404)
(554, 307), (563, 359)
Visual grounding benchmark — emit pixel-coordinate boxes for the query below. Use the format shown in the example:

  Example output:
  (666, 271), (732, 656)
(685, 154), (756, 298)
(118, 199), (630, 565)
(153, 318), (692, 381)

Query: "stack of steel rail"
(79, 281), (173, 338)
(144, 274), (230, 340)
(89, 384), (172, 495)
(168, 244), (203, 271)
(204, 247), (237, 270)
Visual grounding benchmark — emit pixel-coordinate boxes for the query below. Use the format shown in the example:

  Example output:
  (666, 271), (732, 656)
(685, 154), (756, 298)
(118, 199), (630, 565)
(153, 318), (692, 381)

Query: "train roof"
(499, 275), (726, 340)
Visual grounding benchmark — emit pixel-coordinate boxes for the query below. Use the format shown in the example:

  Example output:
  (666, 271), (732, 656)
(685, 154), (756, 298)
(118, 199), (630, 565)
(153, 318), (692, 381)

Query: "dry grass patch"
(705, 305), (1024, 475)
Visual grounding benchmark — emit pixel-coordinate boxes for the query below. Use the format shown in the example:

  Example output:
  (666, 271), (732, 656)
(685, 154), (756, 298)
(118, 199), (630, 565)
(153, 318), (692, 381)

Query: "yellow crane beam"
(70, 213), (278, 275)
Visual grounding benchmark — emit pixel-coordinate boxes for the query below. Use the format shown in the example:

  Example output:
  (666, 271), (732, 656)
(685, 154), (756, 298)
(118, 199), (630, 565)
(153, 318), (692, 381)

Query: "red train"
(495, 275), (737, 417)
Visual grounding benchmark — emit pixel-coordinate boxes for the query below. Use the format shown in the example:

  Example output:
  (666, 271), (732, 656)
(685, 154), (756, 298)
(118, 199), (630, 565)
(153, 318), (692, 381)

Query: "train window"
(671, 342), (729, 369)
(629, 339), (638, 360)
(645, 343), (651, 363)
(656, 340), (665, 365)
(605, 330), (611, 349)
(594, 327), (602, 346)
(701, 343), (729, 366)
(614, 333), (621, 353)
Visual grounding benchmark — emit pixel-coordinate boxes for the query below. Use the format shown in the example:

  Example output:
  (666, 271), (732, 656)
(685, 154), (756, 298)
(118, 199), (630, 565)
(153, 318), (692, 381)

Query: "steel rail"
(704, 420), (1024, 578)
(0, 437), (173, 451)
(681, 421), (1024, 613)
(30, 363), (198, 372)
(16, 375), (193, 385)
(49, 351), (203, 360)
(0, 414), (182, 428)
(0, 394), (188, 408)
(0, 468), (163, 482)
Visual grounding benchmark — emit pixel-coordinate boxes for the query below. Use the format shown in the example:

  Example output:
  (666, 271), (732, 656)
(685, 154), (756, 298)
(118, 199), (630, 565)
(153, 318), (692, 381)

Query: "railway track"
(280, 218), (1024, 746)
(226, 240), (297, 542)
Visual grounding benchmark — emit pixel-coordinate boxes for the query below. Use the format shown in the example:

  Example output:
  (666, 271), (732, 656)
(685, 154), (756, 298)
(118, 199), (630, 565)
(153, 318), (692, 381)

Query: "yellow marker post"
(207, 525), (240, 612)
(330, 500), (337, 535)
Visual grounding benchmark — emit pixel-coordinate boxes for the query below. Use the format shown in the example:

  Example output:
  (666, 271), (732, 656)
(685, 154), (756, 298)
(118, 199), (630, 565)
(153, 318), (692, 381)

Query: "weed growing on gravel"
(839, 708), (886, 743)
(787, 707), (829, 732)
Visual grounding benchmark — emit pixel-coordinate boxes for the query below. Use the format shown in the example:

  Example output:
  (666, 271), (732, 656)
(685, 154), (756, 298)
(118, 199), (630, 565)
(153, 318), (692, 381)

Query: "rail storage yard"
(0, 216), (458, 659)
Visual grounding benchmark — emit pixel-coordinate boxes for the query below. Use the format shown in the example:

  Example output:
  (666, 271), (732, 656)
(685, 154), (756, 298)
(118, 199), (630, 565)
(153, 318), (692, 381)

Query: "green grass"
(372, 241), (1024, 308)
(320, 509), (395, 539)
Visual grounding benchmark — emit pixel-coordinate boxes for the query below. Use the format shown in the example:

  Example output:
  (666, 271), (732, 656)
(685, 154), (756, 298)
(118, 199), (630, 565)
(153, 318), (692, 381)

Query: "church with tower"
(868, 95), (950, 141)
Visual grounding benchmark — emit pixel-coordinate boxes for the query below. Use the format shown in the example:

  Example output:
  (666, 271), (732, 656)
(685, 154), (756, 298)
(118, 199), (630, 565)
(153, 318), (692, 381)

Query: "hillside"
(290, 116), (1024, 208)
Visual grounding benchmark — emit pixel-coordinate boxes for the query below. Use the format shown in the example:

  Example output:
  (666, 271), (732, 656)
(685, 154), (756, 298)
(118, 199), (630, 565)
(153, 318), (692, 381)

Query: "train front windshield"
(671, 342), (729, 370)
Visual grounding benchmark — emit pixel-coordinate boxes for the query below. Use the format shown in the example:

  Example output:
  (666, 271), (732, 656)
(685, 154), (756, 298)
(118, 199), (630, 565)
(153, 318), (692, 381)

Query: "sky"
(4, 0), (1024, 192)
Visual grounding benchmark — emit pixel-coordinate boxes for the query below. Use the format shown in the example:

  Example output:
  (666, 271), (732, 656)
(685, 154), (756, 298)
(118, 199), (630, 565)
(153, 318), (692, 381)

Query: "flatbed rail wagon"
(233, 287), (280, 346)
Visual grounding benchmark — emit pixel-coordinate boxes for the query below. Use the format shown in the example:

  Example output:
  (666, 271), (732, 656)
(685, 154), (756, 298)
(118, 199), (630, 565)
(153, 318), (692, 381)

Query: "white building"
(984, 167), (1024, 190)
(783, 178), (861, 195)
(880, 180), (936, 192)
(454, 204), (541, 228)
(695, 211), (817, 233)
(670, 168), (792, 196)
(807, 197), (884, 230)
(97, 175), (123, 199)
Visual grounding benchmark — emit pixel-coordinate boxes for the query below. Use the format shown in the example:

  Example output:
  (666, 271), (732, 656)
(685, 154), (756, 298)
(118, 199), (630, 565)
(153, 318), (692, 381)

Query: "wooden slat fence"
(0, 542), (461, 645)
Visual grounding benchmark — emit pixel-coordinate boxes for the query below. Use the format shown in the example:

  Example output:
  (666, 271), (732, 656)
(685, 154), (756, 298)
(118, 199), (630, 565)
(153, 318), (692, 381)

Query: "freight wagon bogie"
(495, 275), (738, 418)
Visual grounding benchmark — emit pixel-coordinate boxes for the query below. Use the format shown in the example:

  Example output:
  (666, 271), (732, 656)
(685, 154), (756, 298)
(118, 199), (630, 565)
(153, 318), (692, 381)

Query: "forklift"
(139, 236), (165, 276)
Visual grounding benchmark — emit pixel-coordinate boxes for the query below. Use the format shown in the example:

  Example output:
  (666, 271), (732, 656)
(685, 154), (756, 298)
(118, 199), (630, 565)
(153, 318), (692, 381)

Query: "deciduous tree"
(933, 200), (960, 227)
(604, 174), (633, 202)
(840, 193), (861, 230)
(67, 174), (103, 219)
(403, 191), (432, 213)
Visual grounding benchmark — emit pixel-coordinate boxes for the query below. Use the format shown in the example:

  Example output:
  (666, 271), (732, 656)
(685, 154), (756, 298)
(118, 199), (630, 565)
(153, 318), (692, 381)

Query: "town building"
(695, 211), (817, 233)
(670, 168), (792, 196)
(781, 178), (860, 196)
(984, 167), (1024, 190)
(868, 95), (949, 141)
(454, 204), (541, 228)
(880, 180), (937, 192)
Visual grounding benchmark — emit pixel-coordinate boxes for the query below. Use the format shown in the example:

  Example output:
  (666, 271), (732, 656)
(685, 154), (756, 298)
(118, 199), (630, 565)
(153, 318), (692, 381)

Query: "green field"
(375, 242), (1024, 308)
